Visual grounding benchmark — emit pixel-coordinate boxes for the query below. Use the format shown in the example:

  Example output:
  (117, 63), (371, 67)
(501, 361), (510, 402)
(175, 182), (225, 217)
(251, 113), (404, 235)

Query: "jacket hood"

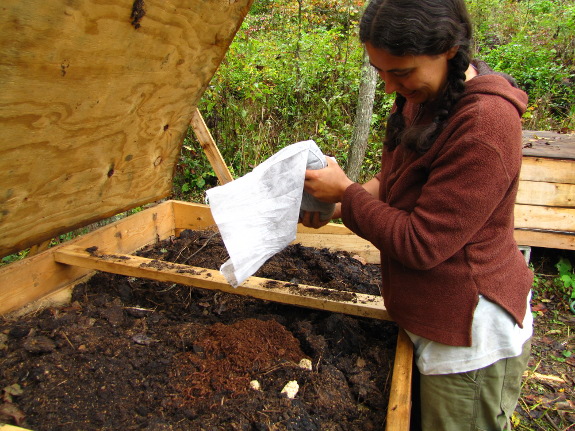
(464, 59), (528, 116)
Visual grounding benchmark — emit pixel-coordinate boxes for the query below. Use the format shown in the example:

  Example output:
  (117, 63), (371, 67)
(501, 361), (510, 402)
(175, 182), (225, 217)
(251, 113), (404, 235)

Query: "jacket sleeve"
(341, 100), (523, 270)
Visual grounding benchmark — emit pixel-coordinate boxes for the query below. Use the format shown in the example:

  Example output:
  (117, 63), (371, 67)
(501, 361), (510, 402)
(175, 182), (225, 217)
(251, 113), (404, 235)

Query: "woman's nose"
(378, 71), (398, 94)
(383, 77), (398, 94)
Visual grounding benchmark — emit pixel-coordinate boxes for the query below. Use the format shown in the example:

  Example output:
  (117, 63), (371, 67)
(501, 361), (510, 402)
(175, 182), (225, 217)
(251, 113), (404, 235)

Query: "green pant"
(411, 339), (531, 431)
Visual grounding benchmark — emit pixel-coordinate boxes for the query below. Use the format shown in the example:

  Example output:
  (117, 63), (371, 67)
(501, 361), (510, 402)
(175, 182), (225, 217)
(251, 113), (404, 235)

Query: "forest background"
(174, 0), (575, 199)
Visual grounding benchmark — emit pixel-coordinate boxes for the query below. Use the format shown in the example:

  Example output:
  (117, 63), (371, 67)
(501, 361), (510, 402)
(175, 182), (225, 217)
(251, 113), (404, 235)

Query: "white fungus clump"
(249, 380), (261, 391)
(280, 380), (299, 399)
(298, 358), (313, 371)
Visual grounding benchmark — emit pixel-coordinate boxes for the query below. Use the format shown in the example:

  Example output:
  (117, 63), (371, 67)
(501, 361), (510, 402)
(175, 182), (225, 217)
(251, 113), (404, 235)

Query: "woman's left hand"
(299, 211), (331, 228)
(304, 157), (354, 203)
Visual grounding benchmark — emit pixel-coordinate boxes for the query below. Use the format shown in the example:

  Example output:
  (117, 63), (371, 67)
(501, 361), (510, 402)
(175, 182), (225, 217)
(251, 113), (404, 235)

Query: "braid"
(384, 95), (406, 151)
(403, 49), (470, 154)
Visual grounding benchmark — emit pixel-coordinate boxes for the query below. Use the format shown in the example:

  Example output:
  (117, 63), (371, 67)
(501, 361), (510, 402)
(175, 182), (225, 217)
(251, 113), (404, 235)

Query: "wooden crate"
(515, 131), (575, 250)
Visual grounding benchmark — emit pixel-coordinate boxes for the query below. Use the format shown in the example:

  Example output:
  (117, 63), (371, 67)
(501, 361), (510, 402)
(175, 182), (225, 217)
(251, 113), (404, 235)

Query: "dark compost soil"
(0, 230), (398, 431)
(2, 231), (574, 431)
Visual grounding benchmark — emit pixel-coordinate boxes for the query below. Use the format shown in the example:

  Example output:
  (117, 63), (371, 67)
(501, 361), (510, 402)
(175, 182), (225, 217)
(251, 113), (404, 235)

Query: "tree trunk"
(346, 49), (378, 182)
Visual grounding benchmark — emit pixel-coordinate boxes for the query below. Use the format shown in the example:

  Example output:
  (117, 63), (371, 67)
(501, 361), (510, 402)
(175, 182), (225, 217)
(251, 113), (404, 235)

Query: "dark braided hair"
(359, 0), (472, 154)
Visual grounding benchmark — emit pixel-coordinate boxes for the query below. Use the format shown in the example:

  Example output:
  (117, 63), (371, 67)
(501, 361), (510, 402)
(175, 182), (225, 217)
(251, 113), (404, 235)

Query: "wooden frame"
(0, 200), (413, 431)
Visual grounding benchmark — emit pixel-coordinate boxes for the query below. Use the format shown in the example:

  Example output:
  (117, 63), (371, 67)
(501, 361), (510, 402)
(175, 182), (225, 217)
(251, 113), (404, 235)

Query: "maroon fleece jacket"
(341, 64), (532, 347)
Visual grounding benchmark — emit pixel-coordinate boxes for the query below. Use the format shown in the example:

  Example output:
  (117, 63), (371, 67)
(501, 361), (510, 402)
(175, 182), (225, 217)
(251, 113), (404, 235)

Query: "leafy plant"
(555, 257), (575, 313)
(1, 250), (29, 266)
(471, 0), (575, 131)
(173, 134), (220, 202)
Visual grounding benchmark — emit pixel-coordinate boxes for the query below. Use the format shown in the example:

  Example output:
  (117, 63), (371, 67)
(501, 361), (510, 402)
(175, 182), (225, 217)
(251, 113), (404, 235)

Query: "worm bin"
(0, 1), (412, 430)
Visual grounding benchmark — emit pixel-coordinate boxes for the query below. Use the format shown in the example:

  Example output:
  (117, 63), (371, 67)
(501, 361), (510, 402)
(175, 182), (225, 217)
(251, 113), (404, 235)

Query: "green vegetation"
(176, 0), (575, 202)
(532, 256), (575, 305)
(555, 257), (575, 313)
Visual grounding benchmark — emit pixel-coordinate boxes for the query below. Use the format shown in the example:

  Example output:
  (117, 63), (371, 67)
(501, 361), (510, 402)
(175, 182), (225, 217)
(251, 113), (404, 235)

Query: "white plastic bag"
(206, 140), (334, 287)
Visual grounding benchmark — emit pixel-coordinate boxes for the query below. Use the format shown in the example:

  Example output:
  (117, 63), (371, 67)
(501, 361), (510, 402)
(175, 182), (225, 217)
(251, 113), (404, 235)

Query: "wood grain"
(386, 329), (413, 431)
(54, 245), (391, 321)
(191, 108), (234, 185)
(0, 0), (252, 257)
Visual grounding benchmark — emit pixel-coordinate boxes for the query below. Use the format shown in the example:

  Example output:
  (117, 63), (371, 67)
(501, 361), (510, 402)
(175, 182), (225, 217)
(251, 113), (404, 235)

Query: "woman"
(301, 0), (533, 429)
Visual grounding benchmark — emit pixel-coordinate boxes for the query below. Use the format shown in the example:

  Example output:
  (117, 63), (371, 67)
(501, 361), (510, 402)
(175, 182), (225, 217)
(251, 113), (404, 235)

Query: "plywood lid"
(0, 0), (252, 257)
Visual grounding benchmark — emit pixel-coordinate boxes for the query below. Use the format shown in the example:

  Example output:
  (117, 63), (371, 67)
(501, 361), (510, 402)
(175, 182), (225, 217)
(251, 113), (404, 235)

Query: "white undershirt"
(406, 291), (533, 375)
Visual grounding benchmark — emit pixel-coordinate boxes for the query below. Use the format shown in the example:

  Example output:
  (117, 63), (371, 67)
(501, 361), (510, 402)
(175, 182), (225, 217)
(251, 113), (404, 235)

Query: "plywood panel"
(0, 0), (253, 258)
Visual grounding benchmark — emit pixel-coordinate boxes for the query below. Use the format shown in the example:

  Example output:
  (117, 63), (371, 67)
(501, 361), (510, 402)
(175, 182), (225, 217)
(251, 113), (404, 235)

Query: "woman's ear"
(447, 45), (459, 59)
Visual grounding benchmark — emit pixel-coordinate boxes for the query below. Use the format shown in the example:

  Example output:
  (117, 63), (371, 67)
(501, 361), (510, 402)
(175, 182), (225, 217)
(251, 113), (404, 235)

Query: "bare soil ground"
(0, 231), (573, 431)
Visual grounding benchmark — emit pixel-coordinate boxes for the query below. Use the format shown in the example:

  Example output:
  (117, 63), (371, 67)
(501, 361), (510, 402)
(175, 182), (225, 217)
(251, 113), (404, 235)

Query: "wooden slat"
(520, 157), (575, 184)
(172, 201), (217, 233)
(294, 233), (380, 264)
(386, 329), (413, 431)
(0, 426), (33, 431)
(191, 108), (234, 185)
(514, 229), (575, 250)
(297, 223), (356, 235)
(514, 204), (575, 232)
(516, 180), (575, 207)
(54, 245), (391, 321)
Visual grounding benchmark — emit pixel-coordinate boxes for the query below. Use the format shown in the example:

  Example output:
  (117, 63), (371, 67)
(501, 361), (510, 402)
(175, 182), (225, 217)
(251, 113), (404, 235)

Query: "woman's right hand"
(299, 203), (341, 229)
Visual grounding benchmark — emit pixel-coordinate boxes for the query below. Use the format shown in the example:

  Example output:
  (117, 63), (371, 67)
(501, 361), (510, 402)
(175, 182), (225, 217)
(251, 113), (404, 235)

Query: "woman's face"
(365, 42), (458, 105)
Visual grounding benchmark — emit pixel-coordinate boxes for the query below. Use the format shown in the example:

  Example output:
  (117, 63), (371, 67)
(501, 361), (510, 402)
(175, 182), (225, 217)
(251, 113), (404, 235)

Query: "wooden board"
(386, 329), (414, 431)
(514, 229), (575, 250)
(53, 245), (390, 321)
(0, 0), (253, 258)
(0, 426), (32, 431)
(516, 181), (575, 208)
(520, 157), (575, 184)
(191, 108), (234, 185)
(522, 131), (575, 159)
(514, 204), (575, 231)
